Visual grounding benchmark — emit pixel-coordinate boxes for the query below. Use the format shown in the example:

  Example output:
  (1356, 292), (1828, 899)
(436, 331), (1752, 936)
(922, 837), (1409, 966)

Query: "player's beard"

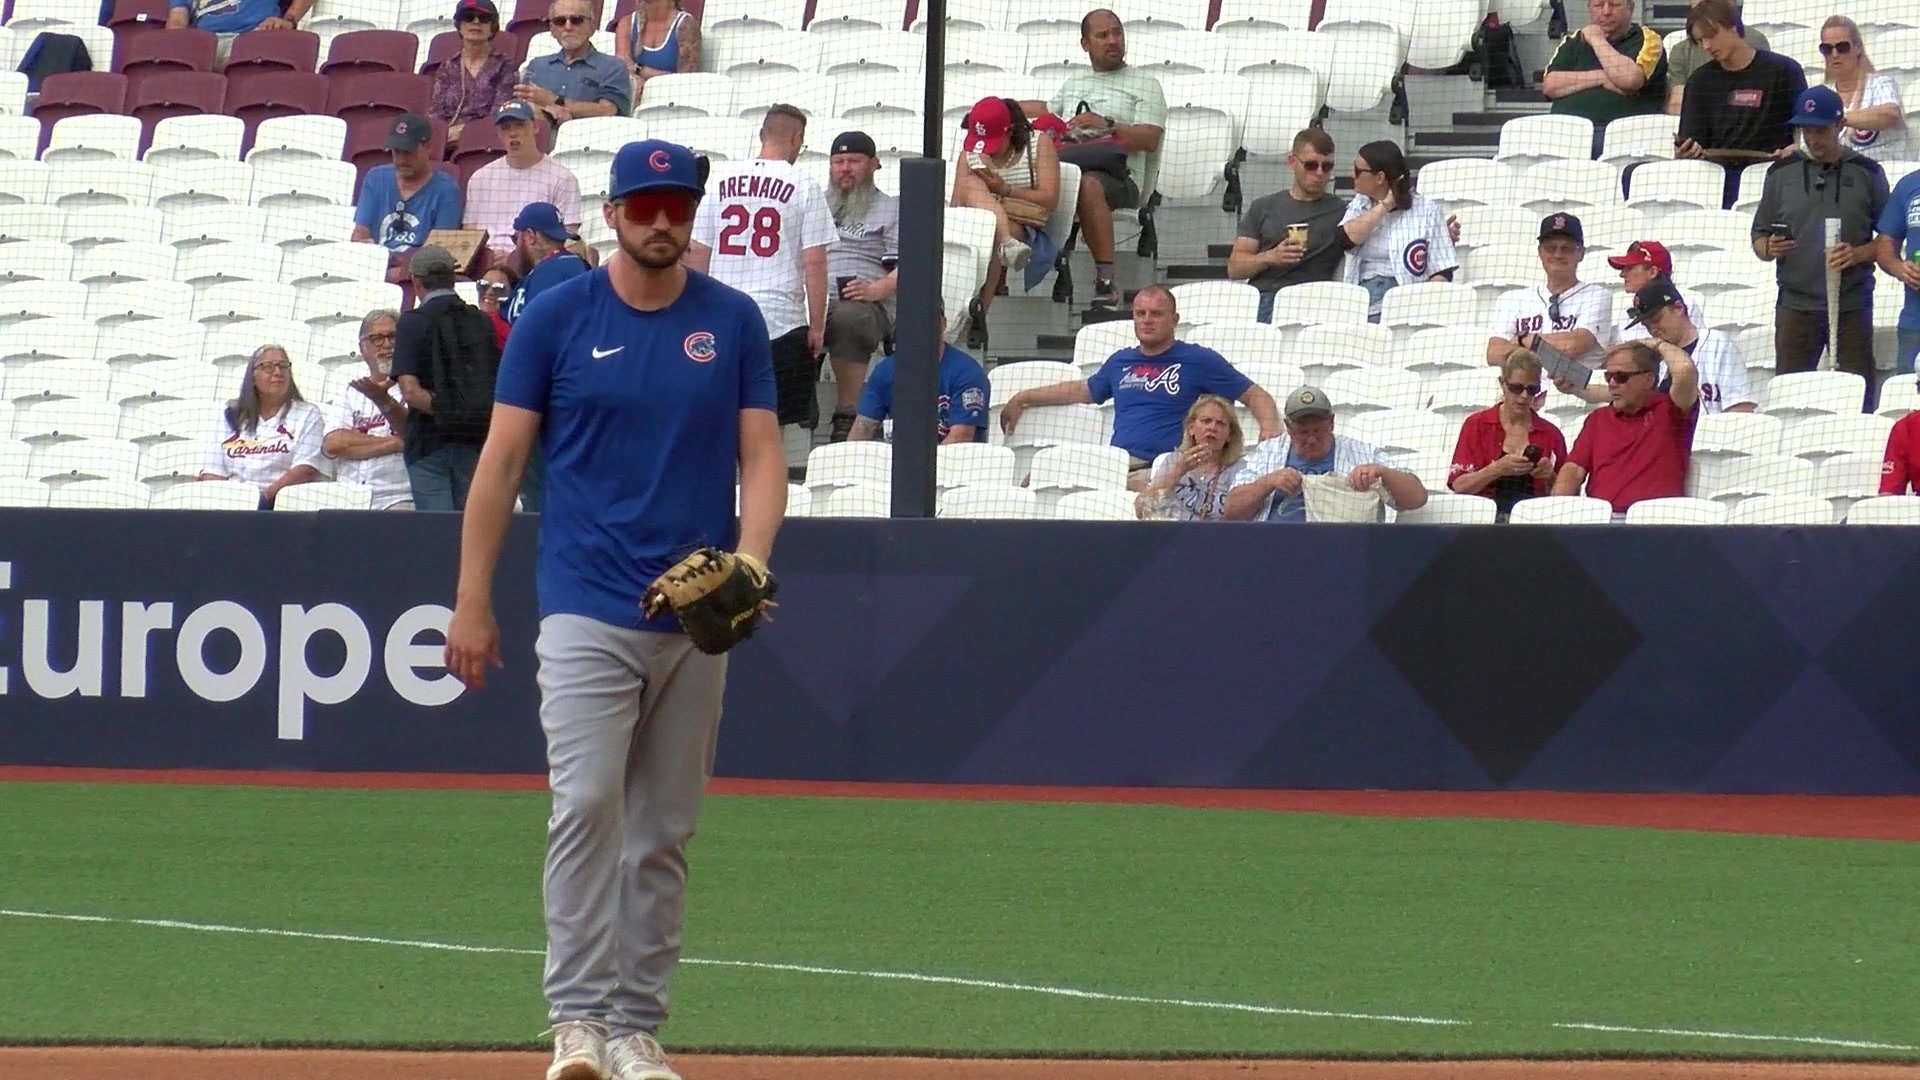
(828, 178), (876, 225)
(620, 229), (689, 270)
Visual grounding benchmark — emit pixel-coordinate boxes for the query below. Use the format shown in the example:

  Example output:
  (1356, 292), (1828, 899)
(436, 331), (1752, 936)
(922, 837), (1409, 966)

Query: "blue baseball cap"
(495, 99), (535, 125)
(609, 139), (704, 200)
(1788, 85), (1845, 127)
(513, 202), (570, 242)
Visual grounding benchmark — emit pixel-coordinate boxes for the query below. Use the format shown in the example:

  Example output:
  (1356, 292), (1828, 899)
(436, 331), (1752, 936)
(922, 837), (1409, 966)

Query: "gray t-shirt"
(1668, 26), (1769, 87)
(1236, 189), (1350, 293)
(1751, 151), (1890, 312)
(827, 190), (899, 288)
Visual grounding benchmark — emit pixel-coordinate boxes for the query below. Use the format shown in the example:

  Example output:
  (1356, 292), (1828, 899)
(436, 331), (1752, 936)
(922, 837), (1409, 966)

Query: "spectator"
(1819, 15), (1908, 164)
(1551, 340), (1700, 517)
(1620, 278), (1754, 414)
(952, 96), (1060, 347)
(166, 0), (311, 65)
(615, 0), (701, 105)
(505, 202), (591, 324)
(1222, 387), (1428, 523)
(823, 130), (900, 442)
(1338, 139), (1459, 322)
(999, 284), (1281, 489)
(1135, 394), (1249, 520)
(196, 344), (329, 508)
(392, 245), (507, 511)
(518, 0), (633, 126)
(1878, 408), (1920, 494)
(1877, 153), (1920, 383)
(1609, 240), (1707, 340)
(465, 100), (583, 261)
(1543, 0), (1669, 157)
(353, 112), (464, 271)
(323, 309), (413, 511)
(1020, 8), (1165, 309)
(1752, 84), (1888, 402)
(1228, 129), (1348, 322)
(429, 0), (519, 146)
(847, 307), (989, 445)
(1486, 214), (1611, 366)
(477, 263), (517, 349)
(1666, 0), (1768, 114)
(1449, 348), (1567, 518)
(1677, 0), (1806, 209)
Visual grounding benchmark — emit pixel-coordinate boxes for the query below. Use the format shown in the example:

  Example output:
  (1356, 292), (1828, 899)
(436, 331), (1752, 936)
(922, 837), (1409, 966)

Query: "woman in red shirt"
(1879, 411), (1920, 493)
(1449, 348), (1568, 517)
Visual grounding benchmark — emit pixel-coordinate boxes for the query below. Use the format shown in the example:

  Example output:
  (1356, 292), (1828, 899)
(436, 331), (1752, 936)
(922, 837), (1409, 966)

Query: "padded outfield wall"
(0, 509), (1916, 794)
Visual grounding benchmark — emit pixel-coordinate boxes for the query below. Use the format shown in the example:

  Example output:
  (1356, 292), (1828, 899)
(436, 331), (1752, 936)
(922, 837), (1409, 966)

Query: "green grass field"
(0, 781), (1915, 1060)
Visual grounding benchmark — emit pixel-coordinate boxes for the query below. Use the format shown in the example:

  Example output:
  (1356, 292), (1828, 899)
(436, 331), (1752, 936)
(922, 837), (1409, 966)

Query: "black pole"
(889, 156), (944, 519)
(920, 0), (945, 159)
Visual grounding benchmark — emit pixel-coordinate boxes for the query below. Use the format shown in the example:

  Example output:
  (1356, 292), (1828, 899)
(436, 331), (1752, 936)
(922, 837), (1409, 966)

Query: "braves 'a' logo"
(1139, 363), (1182, 394)
(1403, 238), (1429, 277)
(684, 331), (716, 363)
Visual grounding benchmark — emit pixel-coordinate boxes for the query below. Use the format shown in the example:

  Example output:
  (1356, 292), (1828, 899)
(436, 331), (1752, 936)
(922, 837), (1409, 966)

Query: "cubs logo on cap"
(1788, 85), (1846, 127)
(609, 139), (705, 200)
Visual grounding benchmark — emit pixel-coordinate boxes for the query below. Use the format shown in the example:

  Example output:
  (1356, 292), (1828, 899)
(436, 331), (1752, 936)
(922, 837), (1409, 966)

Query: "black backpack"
(422, 297), (500, 445)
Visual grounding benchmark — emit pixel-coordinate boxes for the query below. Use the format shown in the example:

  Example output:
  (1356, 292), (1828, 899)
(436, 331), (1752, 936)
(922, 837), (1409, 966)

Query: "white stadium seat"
(939, 485), (1037, 518)
(1052, 489), (1139, 520)
(146, 114), (246, 166)
(1847, 496), (1920, 525)
(275, 482), (373, 511)
(633, 73), (736, 120)
(1396, 491), (1497, 525)
(152, 481), (262, 510)
(1725, 493), (1835, 525)
(1509, 496), (1613, 524)
(248, 116), (348, 163)
(46, 478), (152, 509)
(1495, 115), (1595, 168)
(44, 114), (143, 163)
(935, 442), (1018, 491)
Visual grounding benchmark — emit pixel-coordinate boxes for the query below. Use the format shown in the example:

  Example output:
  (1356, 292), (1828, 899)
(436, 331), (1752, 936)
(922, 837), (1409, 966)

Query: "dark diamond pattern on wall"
(1368, 529), (1643, 784)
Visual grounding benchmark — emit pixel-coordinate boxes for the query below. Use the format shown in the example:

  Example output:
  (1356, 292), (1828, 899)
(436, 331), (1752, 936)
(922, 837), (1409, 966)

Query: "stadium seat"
(1381, 282), (1480, 341)
(1210, 0), (1313, 34)
(1322, 368), (1414, 417)
(1625, 159), (1726, 217)
(1725, 493), (1834, 525)
(0, 113), (40, 159)
(0, 317), (93, 363)
(1261, 282), (1370, 334)
(147, 158), (253, 211)
(33, 437), (142, 484)
(1002, 404), (1108, 475)
(303, 0), (398, 35)
(1051, 488), (1138, 520)
(44, 112), (143, 163)
(419, 27), (526, 76)
(275, 481), (373, 510)
(1170, 281), (1259, 327)
(325, 70), (431, 129)
(1026, 443), (1131, 499)
(1691, 410), (1784, 460)
(816, 484), (891, 517)
(934, 442), (1017, 491)
(202, 319), (312, 373)
(1068, 321), (1134, 377)
(115, 25), (217, 98)
(135, 439), (207, 489)
(193, 281), (300, 325)
(633, 72), (734, 119)
(247, 113), (348, 164)
(1509, 495), (1613, 524)
(0, 476), (50, 506)
(1700, 286), (1771, 336)
(1598, 112), (1678, 170)
(0, 240), (72, 283)
(1395, 491), (1496, 525)
(1494, 115), (1593, 168)
(281, 241), (390, 288)
(47, 159), (155, 209)
(31, 74), (129, 151)
(166, 204), (270, 248)
(709, 27), (820, 88)
(145, 112), (245, 164)
(1291, 323), (1389, 385)
(1234, 358), (1306, 402)
(1778, 413), (1895, 463)
(262, 204), (357, 249)
(1624, 496), (1729, 525)
(88, 279), (195, 327)
(1402, 327), (1492, 378)
(1119, 29), (1221, 77)
(1846, 495), (1920, 524)
(1405, 0), (1483, 71)
(815, 29), (922, 76)
(46, 477), (153, 509)
(1156, 74), (1244, 201)
(1419, 158), (1517, 213)
(0, 280), (89, 323)
(805, 441), (893, 494)
(939, 484), (1037, 519)
(1763, 371), (1868, 419)
(1684, 250), (1774, 296)
(1815, 453), (1883, 518)
(248, 157), (359, 209)
(224, 28), (324, 102)
(834, 73), (929, 124)
(153, 480), (263, 509)
(97, 319), (202, 366)
(1316, 1), (1407, 113)
(129, 70), (228, 153)
(940, 28), (1026, 75)
(228, 72), (333, 156)
(1513, 159), (1621, 213)
(1877, 374), (1920, 418)
(551, 115), (650, 177)
(11, 398), (123, 443)
(321, 29), (422, 77)
(73, 242), (178, 288)
(1344, 409), (1457, 462)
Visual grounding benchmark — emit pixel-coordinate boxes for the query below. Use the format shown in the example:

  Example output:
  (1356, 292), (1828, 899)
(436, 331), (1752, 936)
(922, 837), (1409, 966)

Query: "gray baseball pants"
(536, 613), (727, 1039)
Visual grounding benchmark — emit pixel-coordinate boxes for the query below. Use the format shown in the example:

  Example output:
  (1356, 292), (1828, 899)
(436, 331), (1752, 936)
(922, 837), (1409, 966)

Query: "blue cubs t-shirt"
(1879, 172), (1920, 331)
(1269, 446), (1336, 523)
(1085, 341), (1254, 462)
(354, 166), (463, 252)
(494, 268), (778, 631)
(856, 344), (990, 442)
(507, 250), (591, 325)
(169, 0), (278, 33)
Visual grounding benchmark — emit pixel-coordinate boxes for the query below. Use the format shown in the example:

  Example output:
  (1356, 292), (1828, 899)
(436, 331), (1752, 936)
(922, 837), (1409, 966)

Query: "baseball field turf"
(1, 777), (1916, 1064)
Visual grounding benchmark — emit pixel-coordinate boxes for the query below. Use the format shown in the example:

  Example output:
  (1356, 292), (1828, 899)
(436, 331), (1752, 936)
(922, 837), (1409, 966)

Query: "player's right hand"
(444, 603), (502, 691)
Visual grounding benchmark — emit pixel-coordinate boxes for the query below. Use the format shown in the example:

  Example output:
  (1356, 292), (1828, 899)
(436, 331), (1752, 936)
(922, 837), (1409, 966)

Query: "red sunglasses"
(620, 191), (697, 226)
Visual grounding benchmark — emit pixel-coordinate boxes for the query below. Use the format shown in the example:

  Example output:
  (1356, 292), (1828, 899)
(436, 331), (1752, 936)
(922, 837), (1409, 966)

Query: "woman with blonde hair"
(1448, 348), (1567, 518)
(1136, 394), (1249, 520)
(1820, 14), (1907, 162)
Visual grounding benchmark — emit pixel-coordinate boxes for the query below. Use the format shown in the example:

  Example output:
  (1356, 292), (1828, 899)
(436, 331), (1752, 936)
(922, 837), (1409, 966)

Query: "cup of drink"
(1286, 223), (1310, 246)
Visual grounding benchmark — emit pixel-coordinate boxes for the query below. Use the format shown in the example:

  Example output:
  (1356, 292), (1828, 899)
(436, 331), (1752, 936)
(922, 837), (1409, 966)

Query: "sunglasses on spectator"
(1818, 40), (1853, 55)
(549, 13), (589, 25)
(621, 191), (697, 226)
(456, 10), (494, 21)
(1504, 381), (1541, 396)
(1602, 370), (1645, 385)
(1295, 159), (1335, 173)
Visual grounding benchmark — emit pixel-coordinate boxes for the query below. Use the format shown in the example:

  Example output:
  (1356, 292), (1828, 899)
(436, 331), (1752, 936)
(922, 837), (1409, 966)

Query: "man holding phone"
(1751, 84), (1889, 402)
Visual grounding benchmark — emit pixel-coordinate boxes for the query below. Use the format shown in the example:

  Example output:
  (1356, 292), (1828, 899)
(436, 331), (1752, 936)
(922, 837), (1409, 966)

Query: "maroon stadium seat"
(115, 27), (217, 105)
(226, 27), (322, 72)
(326, 70), (432, 129)
(130, 71), (228, 154)
(505, 0), (551, 39)
(227, 71), (330, 156)
(319, 29), (422, 77)
(106, 0), (173, 63)
(32, 73), (129, 154)
(604, 0), (636, 30)
(418, 28), (525, 77)
(451, 119), (504, 174)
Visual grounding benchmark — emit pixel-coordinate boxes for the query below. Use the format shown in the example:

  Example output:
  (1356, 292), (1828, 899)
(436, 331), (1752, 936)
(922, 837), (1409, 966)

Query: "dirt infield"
(8, 1049), (1920, 1080)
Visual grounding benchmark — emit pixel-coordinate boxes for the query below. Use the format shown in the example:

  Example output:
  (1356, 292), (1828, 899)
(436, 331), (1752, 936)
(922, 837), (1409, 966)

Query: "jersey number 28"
(717, 205), (782, 257)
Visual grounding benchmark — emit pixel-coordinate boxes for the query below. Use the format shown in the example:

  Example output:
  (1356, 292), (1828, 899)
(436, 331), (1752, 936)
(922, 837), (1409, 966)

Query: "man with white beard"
(822, 131), (901, 442)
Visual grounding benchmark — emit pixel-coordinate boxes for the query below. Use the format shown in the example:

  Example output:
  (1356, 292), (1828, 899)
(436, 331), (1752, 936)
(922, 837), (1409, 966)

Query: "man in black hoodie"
(1751, 84), (1889, 406)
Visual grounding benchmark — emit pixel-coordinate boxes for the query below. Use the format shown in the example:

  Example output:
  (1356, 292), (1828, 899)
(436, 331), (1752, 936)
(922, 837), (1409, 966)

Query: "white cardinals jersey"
(325, 381), (412, 509)
(1489, 281), (1615, 366)
(203, 400), (330, 491)
(693, 158), (837, 338)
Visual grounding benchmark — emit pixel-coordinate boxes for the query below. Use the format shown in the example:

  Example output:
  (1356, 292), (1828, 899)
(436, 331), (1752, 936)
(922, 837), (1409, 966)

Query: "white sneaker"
(999, 238), (1031, 271)
(607, 1031), (682, 1080)
(546, 1020), (611, 1080)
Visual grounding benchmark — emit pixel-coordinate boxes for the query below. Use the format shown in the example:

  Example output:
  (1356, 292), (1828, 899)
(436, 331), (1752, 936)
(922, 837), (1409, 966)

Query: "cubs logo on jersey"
(684, 331), (717, 363)
(1403, 238), (1429, 277)
(1848, 126), (1879, 148)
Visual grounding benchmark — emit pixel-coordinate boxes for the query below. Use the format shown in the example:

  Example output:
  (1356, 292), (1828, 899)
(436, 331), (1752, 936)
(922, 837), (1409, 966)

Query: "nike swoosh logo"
(591, 346), (624, 359)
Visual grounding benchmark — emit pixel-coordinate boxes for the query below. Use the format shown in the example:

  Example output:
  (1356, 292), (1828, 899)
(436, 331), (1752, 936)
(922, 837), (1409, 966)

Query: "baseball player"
(687, 103), (837, 440)
(444, 139), (786, 1080)
(1485, 213), (1614, 367)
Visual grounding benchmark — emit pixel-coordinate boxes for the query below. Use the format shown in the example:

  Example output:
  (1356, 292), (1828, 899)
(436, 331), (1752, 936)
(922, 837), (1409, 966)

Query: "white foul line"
(1552, 1022), (1920, 1053)
(0, 908), (1458, 1028)
(6, 908), (1916, 1053)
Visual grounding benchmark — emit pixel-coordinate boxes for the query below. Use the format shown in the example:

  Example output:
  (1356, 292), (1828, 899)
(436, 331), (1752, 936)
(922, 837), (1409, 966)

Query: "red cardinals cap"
(961, 96), (1011, 156)
(1606, 240), (1673, 275)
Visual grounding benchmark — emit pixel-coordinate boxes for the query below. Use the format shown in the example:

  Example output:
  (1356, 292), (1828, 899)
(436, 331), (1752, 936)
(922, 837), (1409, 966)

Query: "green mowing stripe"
(0, 781), (1915, 1059)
